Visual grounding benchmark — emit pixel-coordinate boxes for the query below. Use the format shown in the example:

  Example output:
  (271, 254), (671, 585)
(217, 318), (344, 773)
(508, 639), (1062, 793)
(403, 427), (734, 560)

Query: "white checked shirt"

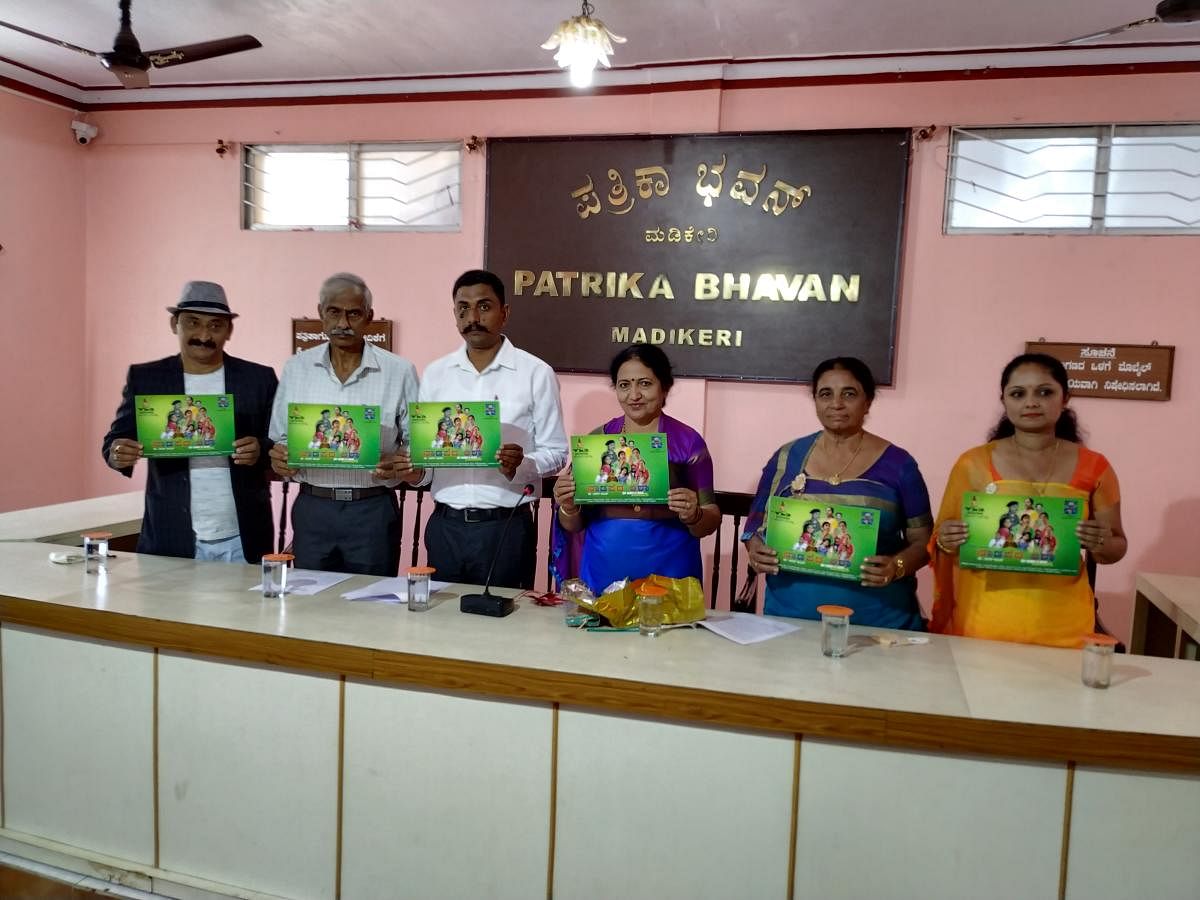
(270, 342), (419, 489)
(419, 337), (567, 508)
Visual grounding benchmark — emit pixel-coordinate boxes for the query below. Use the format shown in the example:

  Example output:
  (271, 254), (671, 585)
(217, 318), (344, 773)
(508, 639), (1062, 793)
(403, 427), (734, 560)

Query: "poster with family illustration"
(765, 497), (881, 581)
(570, 433), (670, 505)
(408, 401), (502, 468)
(286, 403), (381, 468)
(135, 394), (236, 458)
(959, 493), (1086, 576)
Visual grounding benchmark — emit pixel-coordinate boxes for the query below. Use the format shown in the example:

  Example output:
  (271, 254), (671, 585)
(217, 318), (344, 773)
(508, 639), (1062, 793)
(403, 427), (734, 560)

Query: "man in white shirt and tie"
(400, 269), (567, 589)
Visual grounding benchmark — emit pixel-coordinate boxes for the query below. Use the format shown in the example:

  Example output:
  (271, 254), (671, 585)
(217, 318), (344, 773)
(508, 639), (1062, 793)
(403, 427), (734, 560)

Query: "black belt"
(300, 483), (394, 502)
(434, 502), (532, 524)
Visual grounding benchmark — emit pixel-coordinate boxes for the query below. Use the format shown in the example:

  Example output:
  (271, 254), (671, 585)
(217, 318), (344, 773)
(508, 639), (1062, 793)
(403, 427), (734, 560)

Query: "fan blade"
(1060, 16), (1161, 44)
(145, 35), (261, 69)
(106, 64), (150, 88)
(0, 19), (101, 57)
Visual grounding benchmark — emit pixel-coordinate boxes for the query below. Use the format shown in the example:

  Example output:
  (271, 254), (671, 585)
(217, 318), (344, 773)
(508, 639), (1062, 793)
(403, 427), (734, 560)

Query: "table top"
(1, 540), (1197, 773)
(1136, 572), (1200, 639)
(0, 492), (143, 543)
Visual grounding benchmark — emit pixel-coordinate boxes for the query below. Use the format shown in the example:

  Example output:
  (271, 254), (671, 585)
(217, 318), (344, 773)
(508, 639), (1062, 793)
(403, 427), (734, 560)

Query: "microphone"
(459, 482), (535, 618)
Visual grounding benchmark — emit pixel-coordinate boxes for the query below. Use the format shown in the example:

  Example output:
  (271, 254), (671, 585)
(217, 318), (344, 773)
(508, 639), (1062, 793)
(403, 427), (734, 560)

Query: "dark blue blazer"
(102, 354), (278, 562)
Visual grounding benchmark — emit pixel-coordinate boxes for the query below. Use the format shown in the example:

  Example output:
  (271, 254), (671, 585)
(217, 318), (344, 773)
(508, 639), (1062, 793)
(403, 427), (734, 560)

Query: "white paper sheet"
(341, 577), (451, 603)
(697, 612), (801, 645)
(248, 569), (355, 596)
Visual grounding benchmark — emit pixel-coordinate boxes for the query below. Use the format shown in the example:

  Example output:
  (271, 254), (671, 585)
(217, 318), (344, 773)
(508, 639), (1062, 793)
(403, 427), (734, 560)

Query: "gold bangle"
(559, 505), (581, 518)
(893, 556), (906, 579)
(936, 537), (956, 554)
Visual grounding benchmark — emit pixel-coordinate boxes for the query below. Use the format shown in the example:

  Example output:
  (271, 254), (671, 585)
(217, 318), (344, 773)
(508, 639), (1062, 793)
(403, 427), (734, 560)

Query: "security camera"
(71, 121), (99, 145)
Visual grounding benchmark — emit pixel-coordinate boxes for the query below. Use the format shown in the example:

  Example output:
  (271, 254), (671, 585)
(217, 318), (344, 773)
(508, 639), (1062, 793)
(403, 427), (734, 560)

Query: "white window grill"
(242, 142), (462, 232)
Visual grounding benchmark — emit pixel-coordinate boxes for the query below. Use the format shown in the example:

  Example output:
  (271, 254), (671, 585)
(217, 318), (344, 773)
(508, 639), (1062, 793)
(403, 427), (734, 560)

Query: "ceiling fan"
(0, 0), (261, 88)
(1062, 0), (1200, 44)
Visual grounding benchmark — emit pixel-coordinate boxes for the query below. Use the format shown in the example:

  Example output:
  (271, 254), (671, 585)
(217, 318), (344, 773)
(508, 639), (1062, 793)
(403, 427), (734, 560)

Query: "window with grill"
(242, 142), (462, 231)
(945, 125), (1200, 235)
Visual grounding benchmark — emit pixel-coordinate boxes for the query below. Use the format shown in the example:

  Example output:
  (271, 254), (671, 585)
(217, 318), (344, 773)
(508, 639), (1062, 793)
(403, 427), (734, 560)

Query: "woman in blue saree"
(552, 344), (719, 593)
(741, 357), (933, 630)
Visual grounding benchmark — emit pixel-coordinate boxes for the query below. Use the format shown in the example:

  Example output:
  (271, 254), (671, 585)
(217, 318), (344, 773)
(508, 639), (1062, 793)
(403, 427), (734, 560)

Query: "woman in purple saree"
(551, 345), (719, 593)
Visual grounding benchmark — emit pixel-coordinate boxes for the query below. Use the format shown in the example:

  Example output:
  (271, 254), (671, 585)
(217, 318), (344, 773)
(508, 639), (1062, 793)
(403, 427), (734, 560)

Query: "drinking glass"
(81, 531), (112, 575)
(817, 604), (854, 658)
(261, 553), (293, 598)
(1081, 633), (1118, 688)
(407, 566), (436, 611)
(637, 583), (668, 637)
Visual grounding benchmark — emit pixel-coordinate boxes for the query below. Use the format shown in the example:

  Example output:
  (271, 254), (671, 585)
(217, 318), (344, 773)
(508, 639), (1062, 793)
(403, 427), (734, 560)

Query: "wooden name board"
(486, 131), (910, 384)
(1026, 341), (1174, 401)
(291, 319), (393, 354)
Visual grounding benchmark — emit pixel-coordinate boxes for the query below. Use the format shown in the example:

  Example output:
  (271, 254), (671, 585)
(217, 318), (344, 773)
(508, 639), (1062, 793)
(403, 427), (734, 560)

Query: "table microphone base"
(460, 591), (515, 618)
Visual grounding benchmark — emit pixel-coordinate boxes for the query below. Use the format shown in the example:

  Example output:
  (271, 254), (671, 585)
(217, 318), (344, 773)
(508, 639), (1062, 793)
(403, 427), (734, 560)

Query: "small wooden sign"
(291, 319), (393, 354)
(1026, 341), (1174, 401)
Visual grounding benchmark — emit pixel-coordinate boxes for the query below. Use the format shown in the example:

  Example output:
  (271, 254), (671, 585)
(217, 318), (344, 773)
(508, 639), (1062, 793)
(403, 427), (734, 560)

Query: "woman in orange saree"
(930, 353), (1127, 648)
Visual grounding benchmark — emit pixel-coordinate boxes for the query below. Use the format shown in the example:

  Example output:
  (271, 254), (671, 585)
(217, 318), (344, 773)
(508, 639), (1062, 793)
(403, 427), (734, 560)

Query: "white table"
(0, 539), (1196, 900)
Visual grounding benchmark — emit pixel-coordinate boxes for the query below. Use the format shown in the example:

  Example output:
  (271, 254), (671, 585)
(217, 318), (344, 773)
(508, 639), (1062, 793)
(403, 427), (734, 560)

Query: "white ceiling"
(2, 0), (1199, 106)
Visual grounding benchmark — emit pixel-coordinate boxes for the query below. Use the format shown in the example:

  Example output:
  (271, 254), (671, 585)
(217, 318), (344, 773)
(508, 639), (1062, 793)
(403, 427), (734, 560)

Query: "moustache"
(188, 338), (218, 350)
(328, 328), (355, 337)
(461, 325), (487, 334)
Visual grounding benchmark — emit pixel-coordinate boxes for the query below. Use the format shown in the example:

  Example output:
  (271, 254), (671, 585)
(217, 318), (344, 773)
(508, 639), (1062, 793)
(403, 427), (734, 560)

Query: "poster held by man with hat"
(136, 394), (236, 458)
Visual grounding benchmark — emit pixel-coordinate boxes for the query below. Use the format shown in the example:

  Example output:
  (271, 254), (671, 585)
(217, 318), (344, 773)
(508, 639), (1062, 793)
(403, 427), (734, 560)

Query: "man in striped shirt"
(269, 273), (419, 576)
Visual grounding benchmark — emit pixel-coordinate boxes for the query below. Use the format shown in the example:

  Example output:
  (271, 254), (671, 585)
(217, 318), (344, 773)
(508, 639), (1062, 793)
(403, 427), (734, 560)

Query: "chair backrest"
(710, 490), (758, 613)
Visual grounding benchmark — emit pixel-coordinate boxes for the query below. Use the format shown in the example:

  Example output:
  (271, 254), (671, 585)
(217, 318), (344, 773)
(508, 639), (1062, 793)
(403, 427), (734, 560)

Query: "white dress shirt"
(269, 342), (419, 489)
(420, 337), (567, 508)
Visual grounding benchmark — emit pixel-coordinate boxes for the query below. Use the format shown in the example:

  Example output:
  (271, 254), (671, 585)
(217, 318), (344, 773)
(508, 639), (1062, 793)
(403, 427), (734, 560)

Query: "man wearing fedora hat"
(102, 280), (278, 563)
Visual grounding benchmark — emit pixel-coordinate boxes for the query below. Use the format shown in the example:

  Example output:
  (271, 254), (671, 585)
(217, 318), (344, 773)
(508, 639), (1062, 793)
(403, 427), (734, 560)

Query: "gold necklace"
(820, 431), (865, 487)
(1010, 436), (1060, 495)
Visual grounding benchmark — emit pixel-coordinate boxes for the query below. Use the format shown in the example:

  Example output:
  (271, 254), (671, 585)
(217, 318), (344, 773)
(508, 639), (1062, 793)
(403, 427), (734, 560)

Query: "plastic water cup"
(261, 553), (293, 598)
(407, 566), (435, 611)
(817, 604), (854, 658)
(1081, 633), (1118, 688)
(637, 583), (668, 637)
(81, 531), (112, 575)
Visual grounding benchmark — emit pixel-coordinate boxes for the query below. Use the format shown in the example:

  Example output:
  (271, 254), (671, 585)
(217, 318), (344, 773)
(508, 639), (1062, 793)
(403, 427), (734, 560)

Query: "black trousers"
(424, 504), (536, 590)
(291, 491), (401, 576)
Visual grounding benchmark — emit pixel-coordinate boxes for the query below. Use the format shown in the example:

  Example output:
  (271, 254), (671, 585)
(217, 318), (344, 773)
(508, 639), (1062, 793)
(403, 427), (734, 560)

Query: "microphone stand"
(459, 483), (534, 618)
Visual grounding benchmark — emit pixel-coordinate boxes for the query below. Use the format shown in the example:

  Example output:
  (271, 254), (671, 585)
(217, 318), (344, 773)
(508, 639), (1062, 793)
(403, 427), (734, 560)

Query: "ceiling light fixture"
(541, 0), (625, 88)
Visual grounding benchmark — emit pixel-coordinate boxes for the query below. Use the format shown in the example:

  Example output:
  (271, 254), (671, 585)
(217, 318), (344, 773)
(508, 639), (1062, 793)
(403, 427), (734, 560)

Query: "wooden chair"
(1087, 551), (1126, 653)
(710, 490), (758, 613)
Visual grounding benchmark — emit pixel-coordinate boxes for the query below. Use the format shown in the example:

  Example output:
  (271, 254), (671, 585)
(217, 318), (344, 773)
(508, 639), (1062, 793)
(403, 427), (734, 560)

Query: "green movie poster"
(571, 433), (669, 504)
(287, 403), (381, 469)
(135, 394), (236, 458)
(766, 496), (881, 582)
(959, 493), (1086, 576)
(408, 401), (502, 468)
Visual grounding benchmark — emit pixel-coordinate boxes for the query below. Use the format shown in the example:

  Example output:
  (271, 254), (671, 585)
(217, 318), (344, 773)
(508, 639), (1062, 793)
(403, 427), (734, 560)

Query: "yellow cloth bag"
(587, 574), (706, 628)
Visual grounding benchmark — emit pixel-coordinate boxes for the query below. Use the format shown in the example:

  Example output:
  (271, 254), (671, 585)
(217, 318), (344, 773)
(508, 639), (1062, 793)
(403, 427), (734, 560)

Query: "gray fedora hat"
(166, 281), (238, 318)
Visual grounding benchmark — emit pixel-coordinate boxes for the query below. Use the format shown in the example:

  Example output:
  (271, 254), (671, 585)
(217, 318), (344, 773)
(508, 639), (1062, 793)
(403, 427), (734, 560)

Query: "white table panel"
(1066, 767), (1200, 900)
(555, 708), (794, 900)
(1, 625), (154, 863)
(157, 653), (340, 900)
(341, 681), (552, 900)
(795, 740), (1065, 900)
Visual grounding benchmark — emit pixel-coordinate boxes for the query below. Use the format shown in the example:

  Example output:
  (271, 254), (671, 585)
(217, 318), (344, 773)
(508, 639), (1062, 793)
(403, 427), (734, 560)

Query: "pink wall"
(6, 73), (1199, 636)
(0, 92), (88, 510)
